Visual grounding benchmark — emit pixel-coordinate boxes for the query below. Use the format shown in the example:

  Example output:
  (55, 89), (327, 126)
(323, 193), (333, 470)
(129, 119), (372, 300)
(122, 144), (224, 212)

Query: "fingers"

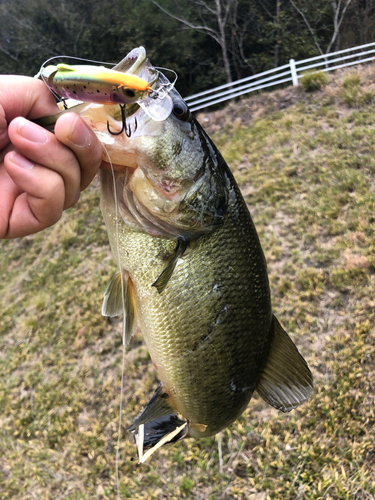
(1, 152), (65, 238)
(0, 157), (22, 237)
(54, 112), (103, 190)
(0, 75), (103, 239)
(8, 114), (103, 206)
(3, 114), (103, 239)
(7, 117), (81, 209)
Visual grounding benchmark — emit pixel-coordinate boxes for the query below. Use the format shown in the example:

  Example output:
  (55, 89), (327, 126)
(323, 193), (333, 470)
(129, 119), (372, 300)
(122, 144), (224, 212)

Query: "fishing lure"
(36, 62), (174, 135)
(38, 63), (152, 106)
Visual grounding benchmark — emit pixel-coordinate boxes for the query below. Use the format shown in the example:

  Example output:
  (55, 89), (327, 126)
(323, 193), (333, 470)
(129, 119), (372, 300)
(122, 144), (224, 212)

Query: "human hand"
(0, 75), (103, 238)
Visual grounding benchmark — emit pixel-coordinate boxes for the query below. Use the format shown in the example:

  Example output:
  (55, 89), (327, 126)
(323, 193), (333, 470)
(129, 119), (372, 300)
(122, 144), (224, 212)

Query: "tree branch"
(0, 43), (19, 62)
(149, 0), (219, 38)
(194, 0), (216, 16)
(255, 0), (274, 20)
(288, 0), (324, 55)
(326, 0), (352, 53)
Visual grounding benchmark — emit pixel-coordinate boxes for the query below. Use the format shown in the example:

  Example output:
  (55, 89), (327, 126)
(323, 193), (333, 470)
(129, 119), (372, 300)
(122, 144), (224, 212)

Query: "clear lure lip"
(139, 66), (178, 122)
(139, 93), (173, 122)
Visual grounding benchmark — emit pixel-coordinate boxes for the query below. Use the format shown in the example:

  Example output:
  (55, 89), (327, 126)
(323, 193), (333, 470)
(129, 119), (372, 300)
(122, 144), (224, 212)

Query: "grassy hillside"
(1, 66), (375, 499)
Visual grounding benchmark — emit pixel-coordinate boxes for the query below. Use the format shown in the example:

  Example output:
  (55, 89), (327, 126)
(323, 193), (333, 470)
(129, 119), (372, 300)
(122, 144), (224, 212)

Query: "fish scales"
(101, 170), (272, 437)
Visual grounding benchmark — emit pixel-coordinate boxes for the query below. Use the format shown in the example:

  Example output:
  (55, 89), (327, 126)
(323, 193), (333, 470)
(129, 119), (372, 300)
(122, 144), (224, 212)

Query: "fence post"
(290, 59), (298, 86)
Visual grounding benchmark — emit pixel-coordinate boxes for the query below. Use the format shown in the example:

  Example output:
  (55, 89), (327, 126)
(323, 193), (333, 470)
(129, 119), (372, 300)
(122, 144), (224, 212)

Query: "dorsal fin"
(256, 315), (313, 412)
(102, 271), (137, 347)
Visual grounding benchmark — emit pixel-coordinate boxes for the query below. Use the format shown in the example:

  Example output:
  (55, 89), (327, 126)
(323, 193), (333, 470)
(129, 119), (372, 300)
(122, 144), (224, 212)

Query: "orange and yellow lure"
(38, 63), (152, 106)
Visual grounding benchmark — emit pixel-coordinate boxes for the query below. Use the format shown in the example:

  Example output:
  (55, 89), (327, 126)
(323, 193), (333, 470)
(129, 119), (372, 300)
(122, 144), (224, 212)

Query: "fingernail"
(8, 151), (34, 169)
(18, 118), (49, 144)
(68, 116), (92, 148)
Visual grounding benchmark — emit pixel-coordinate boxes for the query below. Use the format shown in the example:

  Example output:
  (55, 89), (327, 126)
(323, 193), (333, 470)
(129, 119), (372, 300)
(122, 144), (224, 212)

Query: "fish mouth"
(101, 154), (226, 241)
(85, 46), (173, 168)
(99, 47), (228, 239)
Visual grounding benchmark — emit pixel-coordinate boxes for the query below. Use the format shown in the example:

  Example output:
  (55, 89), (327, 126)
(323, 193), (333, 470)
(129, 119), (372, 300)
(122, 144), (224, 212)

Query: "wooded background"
(0, 0), (374, 97)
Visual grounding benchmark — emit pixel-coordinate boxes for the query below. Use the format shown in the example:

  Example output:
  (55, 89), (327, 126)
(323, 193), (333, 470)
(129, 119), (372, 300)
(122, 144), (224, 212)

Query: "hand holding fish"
(0, 75), (102, 238)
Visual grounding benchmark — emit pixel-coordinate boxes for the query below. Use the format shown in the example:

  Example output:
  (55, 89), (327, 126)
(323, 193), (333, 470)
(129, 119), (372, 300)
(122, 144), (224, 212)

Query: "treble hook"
(107, 104), (136, 138)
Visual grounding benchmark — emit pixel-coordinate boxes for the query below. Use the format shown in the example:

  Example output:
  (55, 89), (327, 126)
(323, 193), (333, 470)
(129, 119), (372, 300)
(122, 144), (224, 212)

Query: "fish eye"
(126, 89), (136, 98)
(172, 99), (190, 121)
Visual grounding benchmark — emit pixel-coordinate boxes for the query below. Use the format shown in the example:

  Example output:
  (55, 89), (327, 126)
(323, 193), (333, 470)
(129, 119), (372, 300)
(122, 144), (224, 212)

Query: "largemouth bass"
(38, 47), (313, 459)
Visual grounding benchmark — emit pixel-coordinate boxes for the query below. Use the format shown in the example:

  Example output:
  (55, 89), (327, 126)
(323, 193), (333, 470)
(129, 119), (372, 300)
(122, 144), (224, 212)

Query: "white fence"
(185, 41), (375, 112)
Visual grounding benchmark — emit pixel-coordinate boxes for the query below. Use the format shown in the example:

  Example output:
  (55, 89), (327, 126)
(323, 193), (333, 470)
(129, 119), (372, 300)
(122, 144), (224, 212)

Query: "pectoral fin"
(256, 315), (313, 412)
(102, 271), (136, 347)
(102, 271), (124, 317)
(152, 238), (188, 293)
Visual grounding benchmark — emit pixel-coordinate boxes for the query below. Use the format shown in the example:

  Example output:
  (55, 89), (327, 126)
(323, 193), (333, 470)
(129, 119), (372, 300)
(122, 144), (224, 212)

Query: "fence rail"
(185, 41), (375, 112)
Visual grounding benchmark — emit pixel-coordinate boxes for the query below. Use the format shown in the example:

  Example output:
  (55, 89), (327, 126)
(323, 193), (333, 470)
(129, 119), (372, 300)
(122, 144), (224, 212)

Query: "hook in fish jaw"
(107, 104), (136, 138)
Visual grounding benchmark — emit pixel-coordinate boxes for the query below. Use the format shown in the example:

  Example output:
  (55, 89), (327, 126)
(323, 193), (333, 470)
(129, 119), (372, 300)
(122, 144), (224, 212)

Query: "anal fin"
(256, 315), (313, 412)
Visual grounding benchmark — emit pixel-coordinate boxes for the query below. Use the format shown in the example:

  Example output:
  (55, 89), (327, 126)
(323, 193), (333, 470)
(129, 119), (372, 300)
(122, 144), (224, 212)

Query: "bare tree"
(150, 0), (241, 84)
(327, 0), (353, 52)
(288, 0), (352, 54)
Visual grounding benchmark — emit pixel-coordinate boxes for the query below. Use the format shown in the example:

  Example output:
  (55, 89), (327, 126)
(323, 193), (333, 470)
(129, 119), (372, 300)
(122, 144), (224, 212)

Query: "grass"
(300, 71), (329, 92)
(1, 65), (375, 499)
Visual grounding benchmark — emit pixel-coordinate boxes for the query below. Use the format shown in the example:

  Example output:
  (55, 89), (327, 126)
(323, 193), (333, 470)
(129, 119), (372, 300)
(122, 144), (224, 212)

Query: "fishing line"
(153, 67), (178, 99)
(101, 143), (127, 498)
(155, 66), (178, 85)
(38, 54), (115, 72)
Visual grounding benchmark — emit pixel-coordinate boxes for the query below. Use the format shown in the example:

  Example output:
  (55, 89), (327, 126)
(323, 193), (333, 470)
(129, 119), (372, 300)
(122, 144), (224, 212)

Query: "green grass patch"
(300, 70), (329, 92)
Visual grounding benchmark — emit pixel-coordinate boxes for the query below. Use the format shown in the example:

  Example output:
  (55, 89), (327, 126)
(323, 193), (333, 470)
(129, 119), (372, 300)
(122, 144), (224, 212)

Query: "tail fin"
(128, 384), (188, 462)
(256, 315), (313, 412)
(134, 416), (187, 463)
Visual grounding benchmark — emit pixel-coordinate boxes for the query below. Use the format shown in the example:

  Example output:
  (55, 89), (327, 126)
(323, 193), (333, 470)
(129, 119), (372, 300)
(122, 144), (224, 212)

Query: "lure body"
(39, 63), (151, 106)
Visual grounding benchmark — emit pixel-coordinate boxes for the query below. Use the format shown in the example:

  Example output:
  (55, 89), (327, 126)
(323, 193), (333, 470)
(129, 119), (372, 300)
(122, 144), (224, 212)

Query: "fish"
(37, 47), (313, 461)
